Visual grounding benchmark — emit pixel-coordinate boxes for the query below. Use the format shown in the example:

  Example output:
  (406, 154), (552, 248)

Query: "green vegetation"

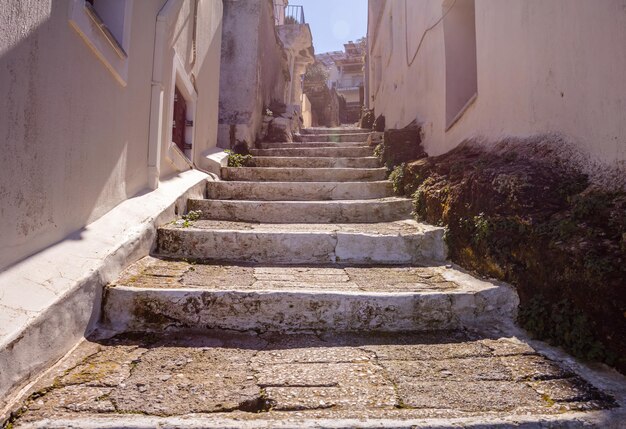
(389, 163), (406, 194)
(303, 61), (329, 84)
(181, 210), (202, 228)
(225, 150), (253, 168)
(519, 296), (615, 364)
(387, 143), (625, 372)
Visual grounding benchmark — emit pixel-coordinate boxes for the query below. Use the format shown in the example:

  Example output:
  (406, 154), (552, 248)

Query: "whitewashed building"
(367, 0), (626, 185)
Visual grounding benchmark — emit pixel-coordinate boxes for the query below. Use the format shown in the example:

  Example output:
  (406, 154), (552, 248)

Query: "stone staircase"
(4, 128), (623, 428)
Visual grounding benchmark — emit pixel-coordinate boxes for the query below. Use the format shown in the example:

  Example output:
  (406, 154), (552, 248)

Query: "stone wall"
(303, 84), (343, 128)
(382, 135), (626, 373)
(217, 0), (289, 149)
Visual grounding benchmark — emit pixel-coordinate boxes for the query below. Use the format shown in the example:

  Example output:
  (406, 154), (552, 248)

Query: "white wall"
(368, 0), (626, 181)
(157, 0), (223, 179)
(0, 0), (223, 271)
(277, 23), (314, 108)
(193, 1), (223, 166)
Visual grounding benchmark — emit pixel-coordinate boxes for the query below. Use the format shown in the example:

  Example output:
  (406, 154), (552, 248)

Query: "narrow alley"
(1, 1), (625, 428)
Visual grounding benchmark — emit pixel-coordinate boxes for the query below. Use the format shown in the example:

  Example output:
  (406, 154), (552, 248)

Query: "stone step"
(250, 146), (374, 157)
(206, 181), (395, 201)
(101, 257), (517, 333)
(258, 141), (367, 149)
(156, 220), (446, 264)
(221, 167), (387, 182)
(252, 156), (380, 168)
(187, 197), (413, 223)
(301, 127), (371, 135)
(296, 133), (370, 143)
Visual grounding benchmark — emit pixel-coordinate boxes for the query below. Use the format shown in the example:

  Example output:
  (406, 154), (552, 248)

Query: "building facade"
(0, 0), (226, 404)
(367, 0), (626, 185)
(0, 0), (224, 272)
(217, 0), (313, 149)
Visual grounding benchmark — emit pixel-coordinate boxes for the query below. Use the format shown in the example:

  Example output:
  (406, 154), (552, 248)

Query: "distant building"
(318, 39), (366, 123)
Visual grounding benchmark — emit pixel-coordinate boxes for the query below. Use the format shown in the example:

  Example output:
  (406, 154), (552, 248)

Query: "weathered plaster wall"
(0, 0), (159, 271)
(193, 0), (223, 167)
(157, 0), (195, 180)
(368, 0), (626, 182)
(218, 0), (289, 148)
(0, 0), (223, 403)
(259, 4), (291, 108)
(0, 0), (223, 271)
(157, 0), (223, 179)
(277, 23), (314, 108)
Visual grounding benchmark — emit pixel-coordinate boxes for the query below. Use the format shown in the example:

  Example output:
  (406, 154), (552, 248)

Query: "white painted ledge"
(198, 147), (229, 176)
(167, 141), (194, 172)
(0, 169), (209, 408)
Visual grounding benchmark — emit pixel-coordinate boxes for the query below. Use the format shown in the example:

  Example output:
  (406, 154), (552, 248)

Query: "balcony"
(333, 78), (364, 91)
(275, 4), (305, 25)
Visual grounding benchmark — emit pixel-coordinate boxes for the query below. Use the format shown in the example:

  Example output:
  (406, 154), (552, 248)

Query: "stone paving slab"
(301, 127), (372, 135)
(252, 156), (380, 168)
(5, 330), (619, 428)
(296, 133), (370, 142)
(187, 197), (413, 223)
(161, 219), (435, 234)
(250, 146), (374, 158)
(258, 142), (368, 149)
(221, 167), (387, 182)
(205, 180), (395, 201)
(13, 413), (625, 429)
(115, 257), (461, 293)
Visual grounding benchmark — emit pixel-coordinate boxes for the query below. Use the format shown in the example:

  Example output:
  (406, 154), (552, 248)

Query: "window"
(68, 0), (133, 86)
(86, 0), (128, 48)
(443, 0), (477, 129)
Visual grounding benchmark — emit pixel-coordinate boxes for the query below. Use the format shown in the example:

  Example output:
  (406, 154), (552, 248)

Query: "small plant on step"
(174, 210), (203, 228)
(225, 150), (253, 167)
(389, 163), (407, 195)
(373, 142), (384, 161)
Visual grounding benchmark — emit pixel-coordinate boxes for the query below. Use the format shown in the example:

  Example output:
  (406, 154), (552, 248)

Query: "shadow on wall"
(0, 0), (154, 272)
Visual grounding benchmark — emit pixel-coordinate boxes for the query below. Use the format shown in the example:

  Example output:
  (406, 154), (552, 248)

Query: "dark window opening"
(444, 0), (478, 128)
(86, 0), (127, 46)
(172, 86), (188, 153)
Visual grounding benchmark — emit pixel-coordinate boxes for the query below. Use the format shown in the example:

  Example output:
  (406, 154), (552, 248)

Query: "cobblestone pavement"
(5, 330), (618, 427)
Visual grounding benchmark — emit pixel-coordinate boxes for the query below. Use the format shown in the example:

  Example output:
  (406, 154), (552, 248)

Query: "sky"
(295, 0), (368, 54)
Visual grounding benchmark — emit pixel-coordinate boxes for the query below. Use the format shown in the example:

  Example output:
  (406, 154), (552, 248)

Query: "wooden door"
(172, 86), (187, 152)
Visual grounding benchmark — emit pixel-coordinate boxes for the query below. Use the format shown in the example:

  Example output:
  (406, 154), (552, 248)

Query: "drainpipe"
(147, 0), (184, 190)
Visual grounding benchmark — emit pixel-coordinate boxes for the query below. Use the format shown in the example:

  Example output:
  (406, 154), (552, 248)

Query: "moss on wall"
(385, 141), (625, 372)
